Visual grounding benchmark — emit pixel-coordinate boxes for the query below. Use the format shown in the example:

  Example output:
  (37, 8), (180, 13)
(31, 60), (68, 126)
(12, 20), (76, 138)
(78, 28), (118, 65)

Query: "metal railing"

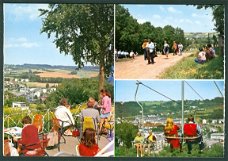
(3, 108), (81, 133)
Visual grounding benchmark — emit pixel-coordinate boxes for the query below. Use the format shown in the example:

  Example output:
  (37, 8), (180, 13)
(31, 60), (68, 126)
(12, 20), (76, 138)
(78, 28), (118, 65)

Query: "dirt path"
(115, 53), (192, 79)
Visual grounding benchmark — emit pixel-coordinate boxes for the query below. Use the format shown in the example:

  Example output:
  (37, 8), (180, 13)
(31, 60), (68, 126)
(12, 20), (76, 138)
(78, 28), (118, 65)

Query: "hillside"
(115, 97), (223, 119)
(184, 32), (218, 39)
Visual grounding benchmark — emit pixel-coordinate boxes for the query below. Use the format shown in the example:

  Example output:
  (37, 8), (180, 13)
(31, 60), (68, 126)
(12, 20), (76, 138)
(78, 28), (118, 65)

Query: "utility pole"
(135, 81), (144, 132)
(181, 81), (184, 152)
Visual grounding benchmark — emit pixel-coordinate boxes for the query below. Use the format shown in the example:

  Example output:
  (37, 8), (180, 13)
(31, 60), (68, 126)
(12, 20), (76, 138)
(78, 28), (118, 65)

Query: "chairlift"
(134, 81), (203, 147)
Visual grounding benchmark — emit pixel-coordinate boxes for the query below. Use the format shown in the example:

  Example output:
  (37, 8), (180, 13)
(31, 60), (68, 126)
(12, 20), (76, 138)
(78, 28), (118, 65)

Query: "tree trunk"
(99, 60), (105, 96)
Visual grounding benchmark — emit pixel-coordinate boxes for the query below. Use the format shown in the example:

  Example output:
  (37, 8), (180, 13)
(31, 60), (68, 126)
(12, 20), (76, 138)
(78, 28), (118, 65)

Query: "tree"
(196, 5), (224, 55)
(116, 5), (140, 52)
(115, 122), (138, 148)
(39, 4), (114, 91)
(45, 78), (113, 109)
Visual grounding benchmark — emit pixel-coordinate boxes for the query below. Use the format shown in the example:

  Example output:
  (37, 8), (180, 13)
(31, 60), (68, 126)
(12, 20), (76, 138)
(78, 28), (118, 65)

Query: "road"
(115, 53), (192, 79)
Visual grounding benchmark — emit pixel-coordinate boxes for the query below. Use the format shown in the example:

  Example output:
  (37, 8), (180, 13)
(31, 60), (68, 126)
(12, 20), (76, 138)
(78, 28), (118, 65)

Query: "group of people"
(54, 89), (112, 156)
(164, 116), (204, 154)
(133, 115), (204, 157)
(115, 49), (138, 60)
(4, 89), (112, 157)
(163, 41), (183, 58)
(142, 39), (184, 62)
(195, 44), (216, 64)
(133, 130), (156, 157)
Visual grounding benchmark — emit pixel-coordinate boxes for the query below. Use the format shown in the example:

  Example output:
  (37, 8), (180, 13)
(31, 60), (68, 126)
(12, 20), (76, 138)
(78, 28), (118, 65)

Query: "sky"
(4, 4), (76, 66)
(122, 4), (215, 33)
(115, 80), (224, 102)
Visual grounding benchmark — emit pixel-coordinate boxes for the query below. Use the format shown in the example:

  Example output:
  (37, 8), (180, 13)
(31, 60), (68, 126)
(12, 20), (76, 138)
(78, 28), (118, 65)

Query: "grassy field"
(35, 69), (98, 79)
(115, 143), (224, 157)
(159, 54), (224, 79)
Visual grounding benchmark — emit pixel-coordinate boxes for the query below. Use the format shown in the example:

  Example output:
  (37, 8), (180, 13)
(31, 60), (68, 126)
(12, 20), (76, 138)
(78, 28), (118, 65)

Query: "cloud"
(179, 18), (193, 24)
(137, 18), (147, 24)
(192, 13), (208, 18)
(167, 7), (182, 14)
(152, 14), (161, 19)
(159, 6), (165, 12)
(5, 37), (39, 48)
(194, 20), (201, 25)
(5, 4), (49, 21)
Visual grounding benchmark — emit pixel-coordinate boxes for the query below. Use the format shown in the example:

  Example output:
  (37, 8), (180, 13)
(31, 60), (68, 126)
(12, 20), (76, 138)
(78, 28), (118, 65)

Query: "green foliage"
(116, 97), (223, 119)
(115, 146), (136, 157)
(116, 5), (186, 54)
(39, 4), (114, 90)
(157, 143), (223, 157)
(159, 54), (223, 79)
(115, 142), (223, 157)
(17, 71), (65, 83)
(115, 122), (138, 148)
(3, 107), (55, 132)
(45, 78), (114, 109)
(4, 91), (28, 107)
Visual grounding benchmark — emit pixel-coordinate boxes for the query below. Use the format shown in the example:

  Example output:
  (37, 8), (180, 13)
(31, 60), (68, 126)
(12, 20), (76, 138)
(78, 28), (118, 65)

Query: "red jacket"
(78, 143), (99, 156)
(166, 125), (180, 148)
(19, 124), (40, 150)
(184, 123), (197, 136)
(167, 125), (179, 136)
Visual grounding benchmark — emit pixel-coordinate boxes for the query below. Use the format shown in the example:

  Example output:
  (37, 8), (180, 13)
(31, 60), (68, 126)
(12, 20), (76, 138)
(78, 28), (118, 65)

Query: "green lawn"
(159, 54), (224, 79)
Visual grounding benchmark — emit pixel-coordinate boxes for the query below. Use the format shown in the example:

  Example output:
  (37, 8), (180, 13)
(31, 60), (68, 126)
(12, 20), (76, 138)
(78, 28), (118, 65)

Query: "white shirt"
(130, 51), (135, 57)
(198, 51), (206, 61)
(55, 105), (75, 127)
(147, 42), (154, 53)
(178, 44), (183, 50)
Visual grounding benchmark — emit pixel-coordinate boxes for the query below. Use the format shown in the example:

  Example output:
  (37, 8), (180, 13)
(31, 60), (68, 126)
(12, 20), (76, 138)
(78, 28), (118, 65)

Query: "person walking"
(163, 41), (170, 58)
(142, 39), (148, 61)
(178, 42), (183, 56)
(172, 41), (178, 55)
(146, 39), (155, 64)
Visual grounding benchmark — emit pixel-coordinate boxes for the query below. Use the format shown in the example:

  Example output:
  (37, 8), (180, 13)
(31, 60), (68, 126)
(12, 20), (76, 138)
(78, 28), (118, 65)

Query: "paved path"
(46, 135), (112, 156)
(115, 53), (192, 79)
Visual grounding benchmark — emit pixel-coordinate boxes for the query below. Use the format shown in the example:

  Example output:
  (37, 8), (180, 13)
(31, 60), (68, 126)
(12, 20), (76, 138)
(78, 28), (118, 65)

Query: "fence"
(3, 108), (81, 133)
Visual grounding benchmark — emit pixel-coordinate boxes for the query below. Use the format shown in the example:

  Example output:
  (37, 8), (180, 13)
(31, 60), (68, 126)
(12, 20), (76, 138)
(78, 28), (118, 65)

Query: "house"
(34, 91), (41, 98)
(12, 102), (29, 110)
(210, 133), (224, 141)
(21, 79), (29, 82)
(42, 89), (47, 93)
(50, 88), (56, 92)
(212, 119), (218, 124)
(202, 119), (207, 124)
(210, 127), (218, 133)
(218, 119), (224, 124)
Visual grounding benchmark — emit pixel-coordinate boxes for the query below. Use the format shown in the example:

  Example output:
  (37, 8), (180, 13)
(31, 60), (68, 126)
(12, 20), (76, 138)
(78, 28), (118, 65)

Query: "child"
(78, 128), (99, 156)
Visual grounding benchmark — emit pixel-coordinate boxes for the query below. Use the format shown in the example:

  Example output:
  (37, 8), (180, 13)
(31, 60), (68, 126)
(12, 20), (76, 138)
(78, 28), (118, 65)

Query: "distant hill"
(116, 97), (223, 119)
(184, 32), (218, 39)
(5, 63), (99, 71)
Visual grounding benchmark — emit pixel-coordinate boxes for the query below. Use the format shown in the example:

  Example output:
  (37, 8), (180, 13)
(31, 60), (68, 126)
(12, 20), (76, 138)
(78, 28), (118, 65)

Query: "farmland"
(35, 71), (80, 79)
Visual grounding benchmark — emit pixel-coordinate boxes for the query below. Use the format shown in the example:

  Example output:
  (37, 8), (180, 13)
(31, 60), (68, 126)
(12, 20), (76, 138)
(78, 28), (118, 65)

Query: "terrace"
(4, 107), (114, 157)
